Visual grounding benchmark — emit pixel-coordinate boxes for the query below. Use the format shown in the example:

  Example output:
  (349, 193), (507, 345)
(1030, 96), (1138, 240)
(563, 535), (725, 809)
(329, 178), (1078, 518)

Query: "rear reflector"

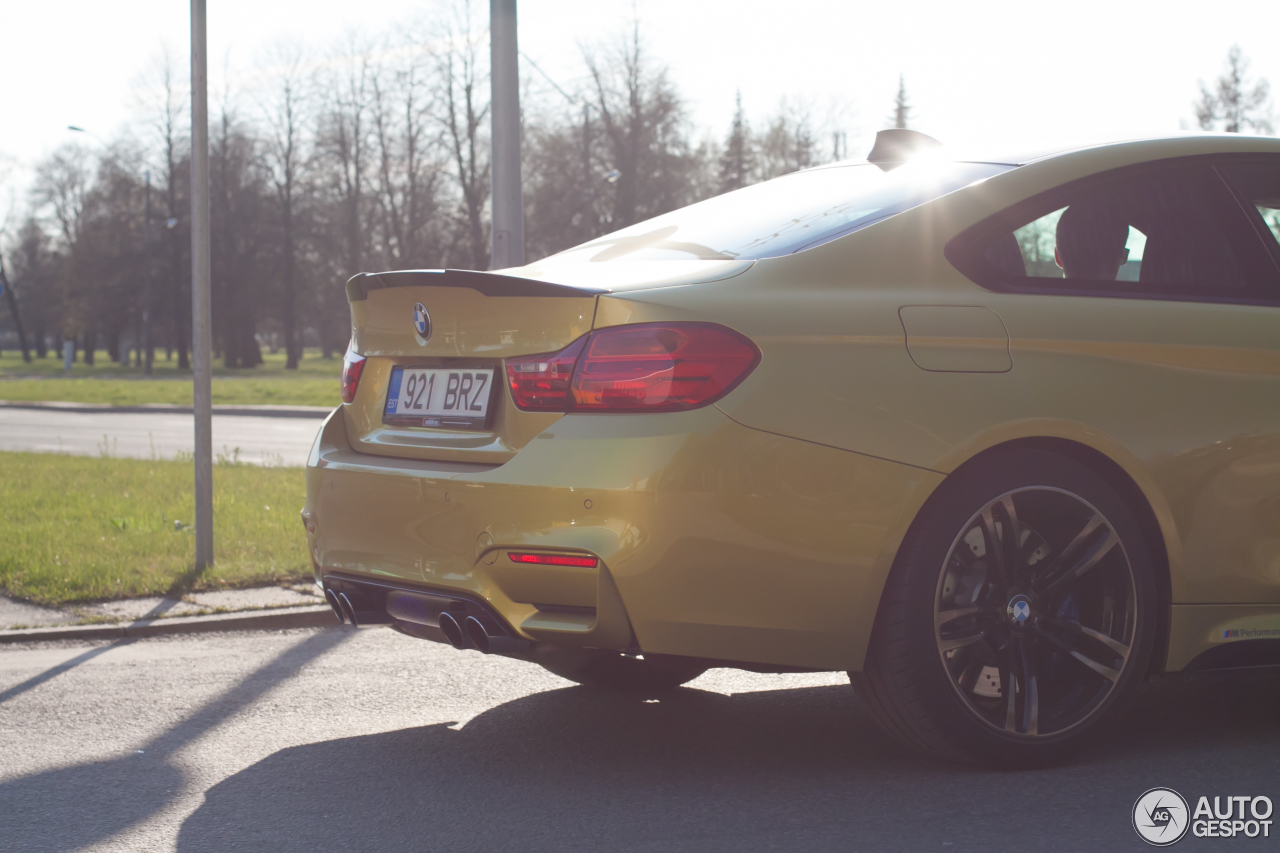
(341, 346), (366, 404)
(508, 552), (599, 568)
(506, 323), (759, 413)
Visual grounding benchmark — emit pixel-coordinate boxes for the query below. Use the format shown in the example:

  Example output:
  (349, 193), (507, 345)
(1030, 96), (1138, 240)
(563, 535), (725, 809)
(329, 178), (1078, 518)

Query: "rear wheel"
(541, 651), (708, 693)
(851, 448), (1157, 768)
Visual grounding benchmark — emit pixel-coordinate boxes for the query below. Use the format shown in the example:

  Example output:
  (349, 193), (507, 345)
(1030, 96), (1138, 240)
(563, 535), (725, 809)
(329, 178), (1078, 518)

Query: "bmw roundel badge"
(1007, 594), (1032, 624)
(412, 302), (431, 341)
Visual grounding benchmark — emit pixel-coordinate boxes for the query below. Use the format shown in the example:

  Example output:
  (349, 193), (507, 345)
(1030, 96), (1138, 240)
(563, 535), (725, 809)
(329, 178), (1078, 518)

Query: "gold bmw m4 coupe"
(304, 130), (1280, 767)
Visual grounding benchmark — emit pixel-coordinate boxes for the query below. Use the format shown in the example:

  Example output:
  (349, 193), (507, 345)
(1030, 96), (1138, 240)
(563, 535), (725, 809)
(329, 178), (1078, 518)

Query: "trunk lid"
(343, 263), (752, 463)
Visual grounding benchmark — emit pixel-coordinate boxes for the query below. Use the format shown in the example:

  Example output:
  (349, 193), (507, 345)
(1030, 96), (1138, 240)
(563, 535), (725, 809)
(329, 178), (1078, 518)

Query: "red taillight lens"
(340, 347), (366, 404)
(573, 323), (759, 412)
(505, 337), (587, 410)
(508, 552), (599, 567)
(506, 324), (759, 413)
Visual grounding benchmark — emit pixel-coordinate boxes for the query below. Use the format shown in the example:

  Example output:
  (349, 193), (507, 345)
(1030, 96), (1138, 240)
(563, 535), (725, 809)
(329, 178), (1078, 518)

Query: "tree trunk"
(283, 194), (298, 370)
(0, 264), (33, 363)
(173, 249), (189, 370)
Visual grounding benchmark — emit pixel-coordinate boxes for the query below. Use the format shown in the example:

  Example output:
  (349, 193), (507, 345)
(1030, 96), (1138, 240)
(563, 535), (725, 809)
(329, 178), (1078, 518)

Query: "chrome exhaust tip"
(324, 589), (346, 624)
(438, 611), (467, 649)
(463, 615), (535, 658)
(336, 592), (358, 627)
(463, 615), (492, 653)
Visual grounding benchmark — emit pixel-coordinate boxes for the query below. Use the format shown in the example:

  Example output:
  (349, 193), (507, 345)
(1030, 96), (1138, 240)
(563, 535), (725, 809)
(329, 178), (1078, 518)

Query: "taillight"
(505, 323), (759, 413)
(573, 323), (759, 411)
(505, 337), (587, 410)
(508, 552), (599, 567)
(340, 346), (366, 404)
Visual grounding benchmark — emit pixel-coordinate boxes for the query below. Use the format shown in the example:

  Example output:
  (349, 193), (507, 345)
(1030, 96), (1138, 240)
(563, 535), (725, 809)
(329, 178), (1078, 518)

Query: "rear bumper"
(303, 406), (943, 670)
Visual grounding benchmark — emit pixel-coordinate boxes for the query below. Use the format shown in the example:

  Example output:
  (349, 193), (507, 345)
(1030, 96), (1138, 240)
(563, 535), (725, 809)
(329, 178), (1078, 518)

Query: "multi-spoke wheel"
(851, 448), (1157, 768)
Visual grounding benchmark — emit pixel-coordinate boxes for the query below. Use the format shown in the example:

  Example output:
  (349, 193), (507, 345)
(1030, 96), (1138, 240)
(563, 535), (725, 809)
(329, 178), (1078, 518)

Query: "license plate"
(383, 367), (496, 429)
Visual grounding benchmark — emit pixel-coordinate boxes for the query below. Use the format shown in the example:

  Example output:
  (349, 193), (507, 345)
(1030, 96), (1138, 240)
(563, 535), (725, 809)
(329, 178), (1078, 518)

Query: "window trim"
(945, 155), (1280, 306)
(1212, 154), (1280, 281)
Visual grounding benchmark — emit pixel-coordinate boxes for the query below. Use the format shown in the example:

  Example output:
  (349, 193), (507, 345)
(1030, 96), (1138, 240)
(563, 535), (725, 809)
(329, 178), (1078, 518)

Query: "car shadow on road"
(172, 669), (1280, 853)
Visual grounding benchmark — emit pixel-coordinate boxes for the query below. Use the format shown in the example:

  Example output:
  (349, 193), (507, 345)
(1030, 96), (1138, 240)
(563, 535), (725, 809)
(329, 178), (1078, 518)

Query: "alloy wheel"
(933, 487), (1138, 738)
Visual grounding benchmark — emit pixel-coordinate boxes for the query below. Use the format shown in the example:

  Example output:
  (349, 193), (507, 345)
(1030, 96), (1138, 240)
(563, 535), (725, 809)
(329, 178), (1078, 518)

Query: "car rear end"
(303, 268), (785, 662)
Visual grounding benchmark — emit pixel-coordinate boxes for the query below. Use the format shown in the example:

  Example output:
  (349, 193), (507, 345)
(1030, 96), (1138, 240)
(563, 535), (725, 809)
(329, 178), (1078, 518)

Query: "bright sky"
(2, 0), (1277, 204)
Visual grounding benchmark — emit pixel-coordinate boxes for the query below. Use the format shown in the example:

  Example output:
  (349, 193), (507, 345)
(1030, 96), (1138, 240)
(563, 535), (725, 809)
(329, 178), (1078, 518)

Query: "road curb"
(0, 605), (339, 644)
(0, 400), (333, 419)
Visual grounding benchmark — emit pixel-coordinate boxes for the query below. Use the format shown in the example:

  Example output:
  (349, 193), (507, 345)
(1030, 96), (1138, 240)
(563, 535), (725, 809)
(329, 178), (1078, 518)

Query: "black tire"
(851, 447), (1158, 768)
(540, 651), (708, 693)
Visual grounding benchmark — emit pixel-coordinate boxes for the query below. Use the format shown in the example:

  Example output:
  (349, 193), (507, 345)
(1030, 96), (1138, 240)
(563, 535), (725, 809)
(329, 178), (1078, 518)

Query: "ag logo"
(1134, 787), (1190, 846)
(412, 302), (431, 341)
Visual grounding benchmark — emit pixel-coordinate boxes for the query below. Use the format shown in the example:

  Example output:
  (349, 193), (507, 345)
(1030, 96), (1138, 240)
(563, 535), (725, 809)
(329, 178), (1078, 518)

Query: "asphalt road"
(1, 628), (1277, 852)
(0, 408), (321, 466)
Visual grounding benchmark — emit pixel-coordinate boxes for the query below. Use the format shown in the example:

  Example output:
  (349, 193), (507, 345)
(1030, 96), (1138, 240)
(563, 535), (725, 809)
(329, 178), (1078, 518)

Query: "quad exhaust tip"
(464, 616), (492, 653)
(464, 614), (534, 658)
(438, 611), (467, 649)
(440, 610), (532, 657)
(324, 589), (346, 624)
(337, 592), (358, 627)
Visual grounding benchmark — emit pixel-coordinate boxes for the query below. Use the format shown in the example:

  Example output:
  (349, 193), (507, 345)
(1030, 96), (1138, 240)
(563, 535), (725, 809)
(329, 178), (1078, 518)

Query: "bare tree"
(316, 34), (374, 355)
(1196, 45), (1273, 134)
(211, 77), (268, 369)
(365, 39), (440, 269)
(584, 22), (695, 229)
(435, 0), (490, 270)
(259, 44), (311, 369)
(7, 217), (57, 357)
(84, 149), (151, 366)
(524, 20), (716, 259)
(756, 98), (817, 181)
(32, 144), (94, 361)
(145, 48), (191, 369)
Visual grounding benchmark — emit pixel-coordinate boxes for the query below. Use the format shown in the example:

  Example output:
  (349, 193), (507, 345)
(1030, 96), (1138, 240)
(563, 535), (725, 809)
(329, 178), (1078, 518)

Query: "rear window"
(542, 161), (1012, 264)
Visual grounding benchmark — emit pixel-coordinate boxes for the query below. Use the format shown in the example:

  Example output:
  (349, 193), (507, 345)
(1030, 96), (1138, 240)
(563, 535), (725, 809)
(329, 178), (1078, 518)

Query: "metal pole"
(489, 0), (524, 269)
(190, 0), (214, 570)
(142, 171), (154, 374)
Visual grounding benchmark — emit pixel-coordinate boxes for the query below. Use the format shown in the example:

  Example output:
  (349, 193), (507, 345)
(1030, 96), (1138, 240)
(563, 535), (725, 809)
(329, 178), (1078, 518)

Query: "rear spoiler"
(345, 269), (606, 302)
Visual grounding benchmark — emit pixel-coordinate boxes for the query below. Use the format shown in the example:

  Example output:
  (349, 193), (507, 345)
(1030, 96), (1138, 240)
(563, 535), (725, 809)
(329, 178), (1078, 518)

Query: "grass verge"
(0, 347), (341, 407)
(0, 377), (338, 407)
(0, 451), (310, 606)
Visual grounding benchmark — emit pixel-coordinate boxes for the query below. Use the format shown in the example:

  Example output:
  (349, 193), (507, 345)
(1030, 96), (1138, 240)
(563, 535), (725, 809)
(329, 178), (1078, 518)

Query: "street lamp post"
(489, 0), (524, 270)
(142, 171), (154, 374)
(190, 0), (214, 571)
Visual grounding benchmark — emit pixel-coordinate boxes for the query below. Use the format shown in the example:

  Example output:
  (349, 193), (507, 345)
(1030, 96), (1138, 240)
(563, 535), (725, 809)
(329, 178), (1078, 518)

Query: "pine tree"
(718, 91), (755, 192)
(1195, 45), (1272, 134)
(890, 75), (911, 129)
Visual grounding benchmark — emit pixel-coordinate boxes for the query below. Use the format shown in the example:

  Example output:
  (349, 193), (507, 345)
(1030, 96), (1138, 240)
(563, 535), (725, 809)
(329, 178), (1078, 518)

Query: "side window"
(965, 163), (1273, 300)
(1008, 208), (1150, 281)
(1221, 160), (1280, 248)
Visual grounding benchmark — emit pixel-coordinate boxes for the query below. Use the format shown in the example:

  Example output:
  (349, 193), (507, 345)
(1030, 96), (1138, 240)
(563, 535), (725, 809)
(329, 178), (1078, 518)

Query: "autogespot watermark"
(1133, 787), (1274, 845)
